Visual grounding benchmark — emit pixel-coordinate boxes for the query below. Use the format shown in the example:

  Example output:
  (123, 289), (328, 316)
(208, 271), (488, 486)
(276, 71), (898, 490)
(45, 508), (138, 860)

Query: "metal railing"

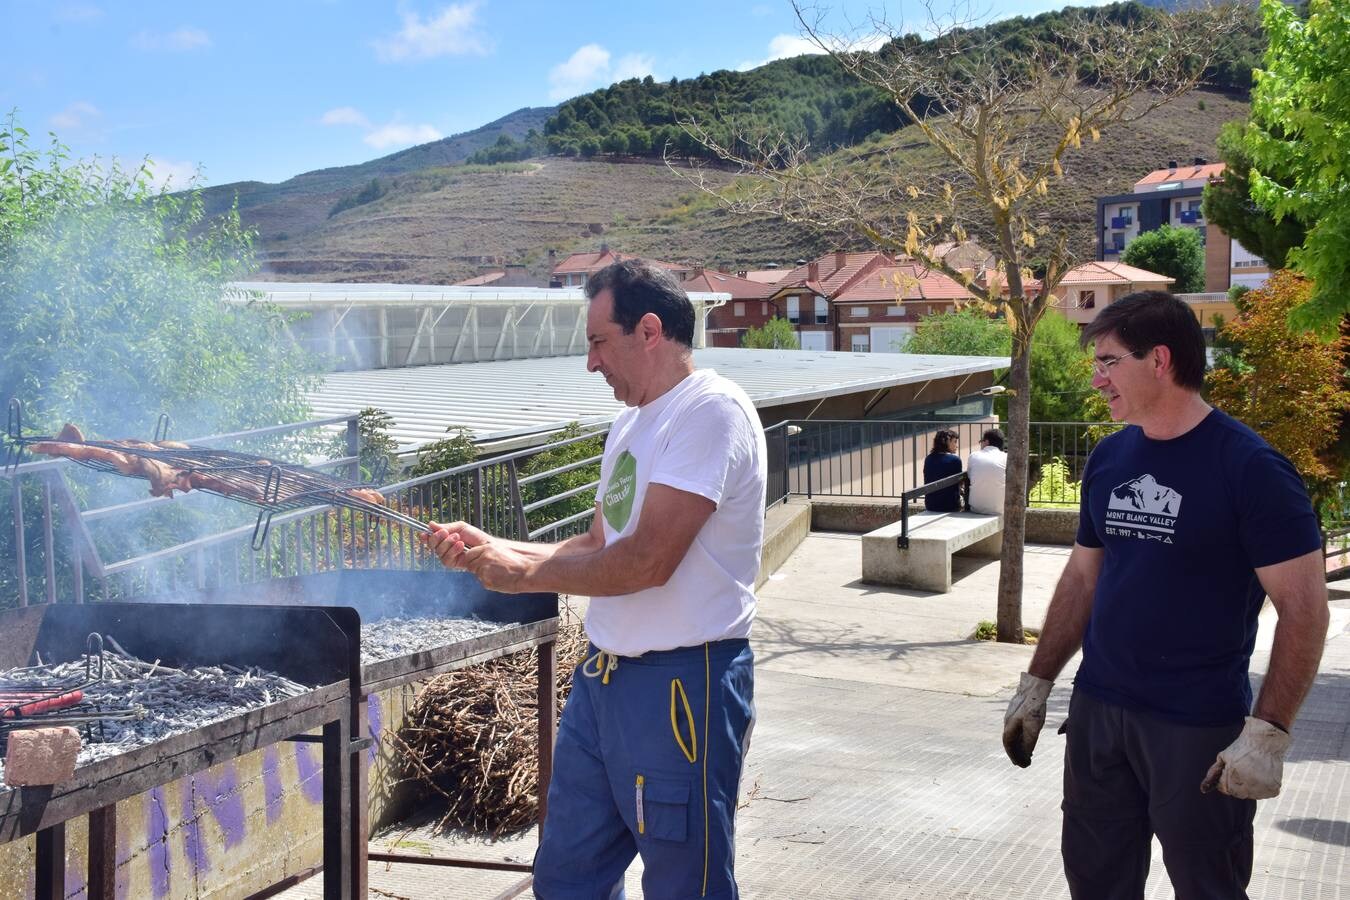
(4, 410), (1132, 609)
(779, 418), (1122, 508)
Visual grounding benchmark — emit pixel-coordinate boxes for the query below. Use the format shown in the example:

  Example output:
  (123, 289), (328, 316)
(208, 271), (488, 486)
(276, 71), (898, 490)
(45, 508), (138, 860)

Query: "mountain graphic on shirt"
(1108, 474), (1182, 516)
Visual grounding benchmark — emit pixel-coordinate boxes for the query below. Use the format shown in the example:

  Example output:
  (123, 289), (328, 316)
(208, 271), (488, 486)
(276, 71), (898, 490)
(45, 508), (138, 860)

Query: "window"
(1188, 199), (1203, 213)
(887, 306), (904, 317)
(733, 302), (745, 317)
(1119, 206), (1133, 224)
(851, 333), (870, 352)
(1111, 232), (1125, 250)
(849, 306), (869, 317)
(814, 296), (828, 324)
(1080, 289), (1096, 309)
(787, 296), (800, 323)
(761, 302), (769, 316)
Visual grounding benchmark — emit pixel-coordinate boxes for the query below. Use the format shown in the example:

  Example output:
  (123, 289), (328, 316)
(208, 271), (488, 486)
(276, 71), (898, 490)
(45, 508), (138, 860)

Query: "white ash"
(1, 640), (311, 778)
(360, 616), (508, 662)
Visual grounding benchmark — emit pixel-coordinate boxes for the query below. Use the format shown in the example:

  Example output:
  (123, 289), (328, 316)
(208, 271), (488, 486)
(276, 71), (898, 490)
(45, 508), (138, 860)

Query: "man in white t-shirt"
(425, 260), (767, 900)
(966, 427), (1008, 515)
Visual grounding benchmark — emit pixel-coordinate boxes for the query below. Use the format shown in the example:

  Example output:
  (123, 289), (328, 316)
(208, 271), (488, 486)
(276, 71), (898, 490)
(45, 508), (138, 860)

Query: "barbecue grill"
(156, 567), (562, 893)
(0, 601), (363, 900)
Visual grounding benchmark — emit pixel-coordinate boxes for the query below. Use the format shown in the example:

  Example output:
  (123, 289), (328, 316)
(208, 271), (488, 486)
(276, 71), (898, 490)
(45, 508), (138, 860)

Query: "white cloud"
(50, 101), (101, 131)
(737, 31), (886, 71)
(55, 4), (104, 24)
(612, 53), (656, 83)
(142, 157), (201, 191)
(549, 44), (657, 102)
(321, 106), (371, 128)
(374, 3), (490, 62)
(131, 26), (212, 52)
(363, 122), (442, 150)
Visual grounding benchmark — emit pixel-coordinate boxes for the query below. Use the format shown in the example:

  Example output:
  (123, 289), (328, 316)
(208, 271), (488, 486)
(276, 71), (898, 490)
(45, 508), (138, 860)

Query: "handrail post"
(345, 415), (361, 482)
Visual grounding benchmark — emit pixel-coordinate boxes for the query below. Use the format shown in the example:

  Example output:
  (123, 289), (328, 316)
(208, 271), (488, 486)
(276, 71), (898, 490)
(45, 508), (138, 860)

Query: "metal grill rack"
(4, 400), (429, 548)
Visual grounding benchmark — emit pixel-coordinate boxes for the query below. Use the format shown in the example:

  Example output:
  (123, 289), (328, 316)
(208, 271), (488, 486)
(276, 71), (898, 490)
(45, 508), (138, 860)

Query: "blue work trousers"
(533, 639), (755, 900)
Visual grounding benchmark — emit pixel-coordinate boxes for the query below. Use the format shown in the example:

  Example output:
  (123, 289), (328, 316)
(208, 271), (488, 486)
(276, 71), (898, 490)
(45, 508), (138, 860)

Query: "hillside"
(198, 105), (555, 228)
(243, 89), (1249, 284)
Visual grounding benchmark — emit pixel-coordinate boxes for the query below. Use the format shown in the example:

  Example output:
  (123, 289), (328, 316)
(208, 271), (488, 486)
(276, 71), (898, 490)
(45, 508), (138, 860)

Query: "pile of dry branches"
(388, 622), (589, 836)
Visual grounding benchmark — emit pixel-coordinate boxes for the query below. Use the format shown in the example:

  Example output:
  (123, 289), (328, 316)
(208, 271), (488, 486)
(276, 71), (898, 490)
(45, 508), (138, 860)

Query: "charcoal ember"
(359, 616), (507, 662)
(0, 640), (312, 779)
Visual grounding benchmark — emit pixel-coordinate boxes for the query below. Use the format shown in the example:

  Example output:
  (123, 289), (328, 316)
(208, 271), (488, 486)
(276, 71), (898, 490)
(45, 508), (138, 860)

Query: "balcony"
(1179, 210), (1200, 224)
(1109, 216), (1131, 229)
(1103, 246), (1120, 255)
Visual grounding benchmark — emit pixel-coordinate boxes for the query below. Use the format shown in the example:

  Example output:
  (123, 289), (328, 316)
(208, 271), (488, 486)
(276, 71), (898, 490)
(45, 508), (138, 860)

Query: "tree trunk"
(996, 315), (1034, 643)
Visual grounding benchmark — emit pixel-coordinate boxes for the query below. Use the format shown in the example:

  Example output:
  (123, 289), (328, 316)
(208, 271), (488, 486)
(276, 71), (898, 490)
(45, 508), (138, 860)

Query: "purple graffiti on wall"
(262, 745), (285, 824)
(182, 777), (209, 877)
(147, 786), (171, 899)
(294, 741), (325, 804)
(199, 762), (247, 848)
(367, 693), (383, 763)
(64, 860), (87, 899)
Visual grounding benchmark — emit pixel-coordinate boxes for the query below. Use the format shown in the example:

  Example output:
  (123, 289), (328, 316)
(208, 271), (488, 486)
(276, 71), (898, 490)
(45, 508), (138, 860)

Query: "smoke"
(0, 127), (328, 602)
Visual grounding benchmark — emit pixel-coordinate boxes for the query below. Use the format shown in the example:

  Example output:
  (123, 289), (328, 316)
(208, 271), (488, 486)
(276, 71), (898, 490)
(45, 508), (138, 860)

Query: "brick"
(3, 727), (81, 786)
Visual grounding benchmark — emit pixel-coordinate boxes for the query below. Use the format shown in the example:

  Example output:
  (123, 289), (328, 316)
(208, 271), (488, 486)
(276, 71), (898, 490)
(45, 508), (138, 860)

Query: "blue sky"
(2, 0), (1106, 188)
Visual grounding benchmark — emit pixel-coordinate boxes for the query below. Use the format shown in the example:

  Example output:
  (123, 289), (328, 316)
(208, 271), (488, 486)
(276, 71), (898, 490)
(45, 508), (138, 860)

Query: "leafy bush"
(1027, 457), (1081, 508)
(329, 178), (386, 217)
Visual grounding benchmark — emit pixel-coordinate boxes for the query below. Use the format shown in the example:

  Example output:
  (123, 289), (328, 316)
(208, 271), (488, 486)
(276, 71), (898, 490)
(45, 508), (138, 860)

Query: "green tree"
(354, 407), (401, 484)
(1121, 224), (1205, 293)
(1202, 122), (1306, 270)
(903, 306), (1008, 356)
(1206, 271), (1349, 505)
(519, 423), (605, 532)
(0, 118), (320, 443)
(1028, 311), (1095, 423)
(1242, 0), (1350, 332)
(0, 118), (325, 608)
(686, 2), (1236, 642)
(740, 317), (801, 349)
(902, 307), (1095, 422)
(408, 426), (478, 478)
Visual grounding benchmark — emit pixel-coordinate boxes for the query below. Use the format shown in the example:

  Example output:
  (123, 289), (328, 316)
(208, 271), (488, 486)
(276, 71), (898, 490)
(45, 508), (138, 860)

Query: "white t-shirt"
(967, 445), (1008, 515)
(586, 368), (767, 656)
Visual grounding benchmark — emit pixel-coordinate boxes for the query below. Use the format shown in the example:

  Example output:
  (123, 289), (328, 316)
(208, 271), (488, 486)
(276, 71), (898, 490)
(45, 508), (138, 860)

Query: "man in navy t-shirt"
(999, 291), (1328, 899)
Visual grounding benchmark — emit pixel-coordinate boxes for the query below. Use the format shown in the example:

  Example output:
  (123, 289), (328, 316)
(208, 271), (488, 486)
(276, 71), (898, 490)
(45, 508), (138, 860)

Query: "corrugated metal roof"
(228, 281), (730, 307)
(308, 348), (1009, 452)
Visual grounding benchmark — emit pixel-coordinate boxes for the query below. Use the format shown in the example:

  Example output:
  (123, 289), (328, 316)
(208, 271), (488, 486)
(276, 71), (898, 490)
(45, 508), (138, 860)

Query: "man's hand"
(459, 542), (537, 592)
(1200, 717), (1291, 800)
(422, 521), (489, 570)
(1003, 673), (1053, 768)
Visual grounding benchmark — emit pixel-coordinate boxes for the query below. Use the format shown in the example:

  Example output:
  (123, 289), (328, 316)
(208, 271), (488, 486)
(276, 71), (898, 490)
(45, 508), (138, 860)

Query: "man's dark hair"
(1079, 290), (1207, 391)
(981, 428), (1005, 450)
(585, 259), (695, 347)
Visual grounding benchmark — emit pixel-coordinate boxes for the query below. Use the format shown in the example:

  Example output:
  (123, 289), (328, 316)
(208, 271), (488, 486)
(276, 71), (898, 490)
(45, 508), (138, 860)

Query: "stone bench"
(861, 510), (1003, 593)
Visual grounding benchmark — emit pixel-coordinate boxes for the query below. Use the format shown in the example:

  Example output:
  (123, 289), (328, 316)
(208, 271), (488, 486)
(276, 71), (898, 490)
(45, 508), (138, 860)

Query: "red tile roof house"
(681, 268), (777, 348)
(764, 250), (978, 352)
(549, 245), (693, 288)
(1051, 261), (1174, 325)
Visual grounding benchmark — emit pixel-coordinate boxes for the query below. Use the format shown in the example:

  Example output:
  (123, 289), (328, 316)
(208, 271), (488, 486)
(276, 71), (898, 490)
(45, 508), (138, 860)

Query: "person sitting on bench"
(922, 429), (963, 512)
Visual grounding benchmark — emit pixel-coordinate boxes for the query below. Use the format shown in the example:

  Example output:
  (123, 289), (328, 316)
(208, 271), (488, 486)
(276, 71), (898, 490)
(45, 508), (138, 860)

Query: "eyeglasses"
(1092, 350), (1146, 378)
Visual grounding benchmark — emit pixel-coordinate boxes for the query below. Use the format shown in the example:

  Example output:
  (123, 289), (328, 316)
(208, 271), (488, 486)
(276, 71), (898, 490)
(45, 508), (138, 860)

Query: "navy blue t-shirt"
(924, 452), (963, 511)
(1074, 409), (1321, 725)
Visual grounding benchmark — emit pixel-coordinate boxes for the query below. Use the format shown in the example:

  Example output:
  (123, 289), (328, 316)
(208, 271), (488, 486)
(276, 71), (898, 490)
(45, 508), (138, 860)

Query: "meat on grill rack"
(5, 410), (427, 547)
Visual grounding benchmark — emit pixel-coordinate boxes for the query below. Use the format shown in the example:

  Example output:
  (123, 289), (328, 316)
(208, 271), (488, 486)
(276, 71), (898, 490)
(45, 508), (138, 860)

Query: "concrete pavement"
(286, 531), (1350, 898)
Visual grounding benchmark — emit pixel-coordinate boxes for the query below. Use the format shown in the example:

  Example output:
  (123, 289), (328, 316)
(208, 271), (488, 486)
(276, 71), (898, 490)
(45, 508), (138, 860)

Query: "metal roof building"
(308, 348), (1010, 453)
(229, 281), (730, 371)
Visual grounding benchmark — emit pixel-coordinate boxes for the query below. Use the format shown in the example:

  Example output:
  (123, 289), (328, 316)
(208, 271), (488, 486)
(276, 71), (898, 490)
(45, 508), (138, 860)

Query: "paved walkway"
(289, 534), (1350, 898)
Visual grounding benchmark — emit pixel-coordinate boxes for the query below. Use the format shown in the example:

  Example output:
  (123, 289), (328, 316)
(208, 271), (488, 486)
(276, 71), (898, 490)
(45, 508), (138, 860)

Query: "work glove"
(1200, 716), (1291, 800)
(1002, 672), (1053, 768)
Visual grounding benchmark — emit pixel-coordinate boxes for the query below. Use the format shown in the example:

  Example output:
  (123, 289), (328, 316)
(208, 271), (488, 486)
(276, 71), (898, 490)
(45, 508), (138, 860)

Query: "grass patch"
(973, 620), (1039, 644)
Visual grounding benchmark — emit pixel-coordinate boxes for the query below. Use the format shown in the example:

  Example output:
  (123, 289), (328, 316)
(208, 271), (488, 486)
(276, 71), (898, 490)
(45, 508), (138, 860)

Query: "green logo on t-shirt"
(602, 450), (638, 531)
